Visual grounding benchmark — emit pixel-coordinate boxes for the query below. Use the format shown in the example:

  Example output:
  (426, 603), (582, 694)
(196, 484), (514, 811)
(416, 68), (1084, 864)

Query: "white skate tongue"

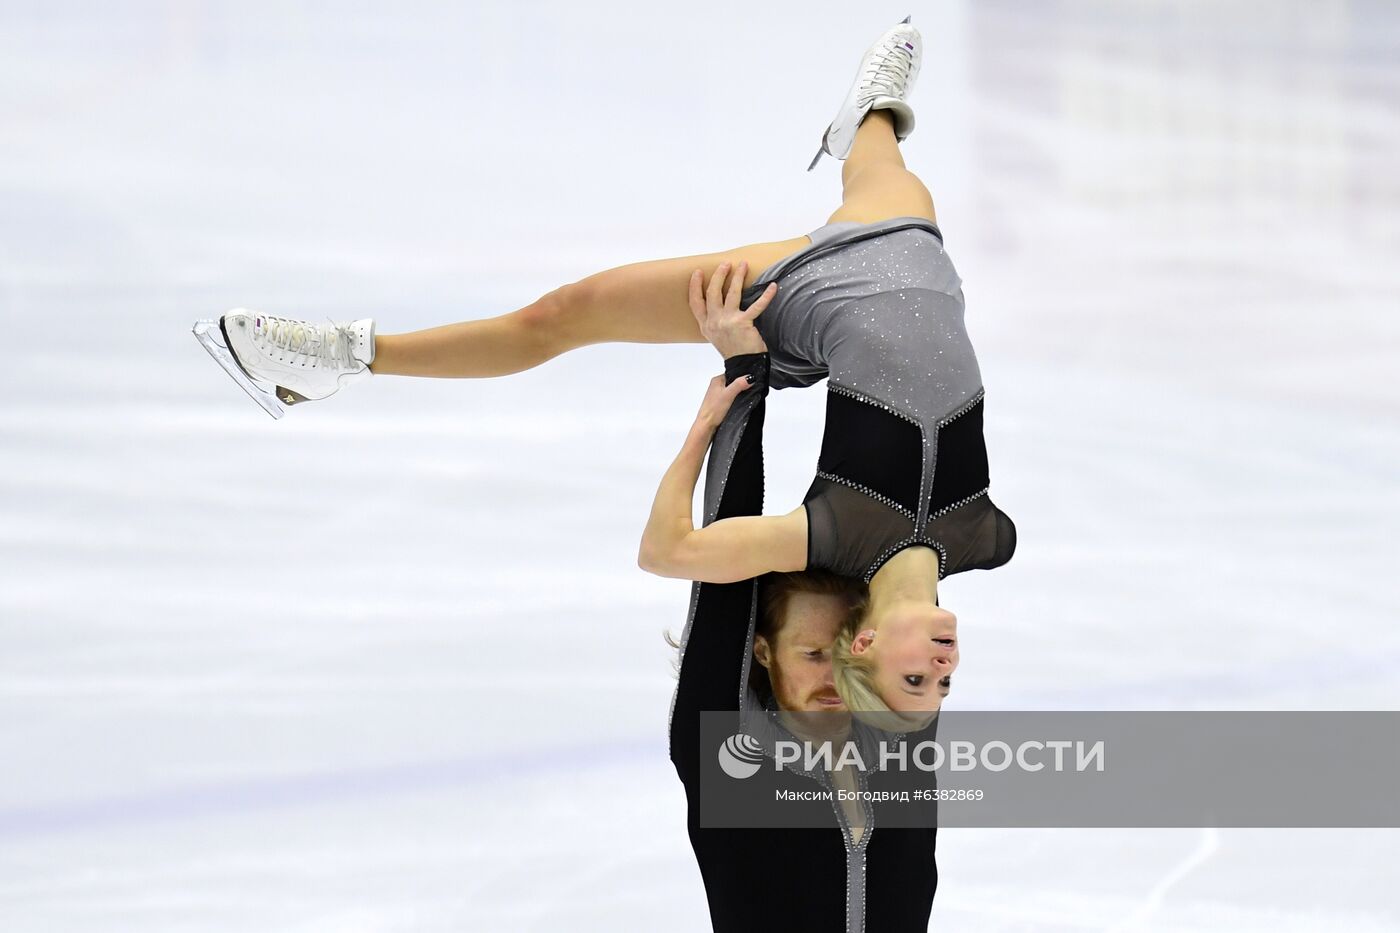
(346, 318), (376, 366)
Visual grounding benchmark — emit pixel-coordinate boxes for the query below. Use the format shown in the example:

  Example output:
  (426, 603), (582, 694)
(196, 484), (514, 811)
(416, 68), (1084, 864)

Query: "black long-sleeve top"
(667, 353), (941, 933)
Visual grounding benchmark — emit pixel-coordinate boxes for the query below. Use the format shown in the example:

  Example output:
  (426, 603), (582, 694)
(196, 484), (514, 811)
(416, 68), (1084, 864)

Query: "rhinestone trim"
(702, 397), (762, 525)
(858, 844), (868, 933)
(670, 391), (766, 734)
(928, 486), (990, 520)
(746, 217), (945, 296)
(938, 387), (986, 427)
(665, 578), (704, 736)
(834, 760), (875, 933)
(745, 702), (879, 933)
(736, 582), (759, 712)
(814, 469), (917, 521)
(863, 535), (947, 583)
(828, 379), (923, 429)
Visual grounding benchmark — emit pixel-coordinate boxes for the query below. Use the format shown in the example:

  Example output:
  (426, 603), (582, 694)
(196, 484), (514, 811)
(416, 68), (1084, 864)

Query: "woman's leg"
(370, 111), (933, 380)
(370, 234), (813, 378)
(823, 110), (939, 227)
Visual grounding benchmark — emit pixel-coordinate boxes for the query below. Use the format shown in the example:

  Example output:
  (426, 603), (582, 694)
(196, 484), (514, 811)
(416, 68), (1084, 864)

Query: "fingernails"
(746, 374), (755, 384)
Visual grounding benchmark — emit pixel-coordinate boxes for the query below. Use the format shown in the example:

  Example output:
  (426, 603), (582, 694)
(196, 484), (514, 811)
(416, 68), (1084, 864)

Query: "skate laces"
(253, 314), (361, 370)
(859, 42), (913, 104)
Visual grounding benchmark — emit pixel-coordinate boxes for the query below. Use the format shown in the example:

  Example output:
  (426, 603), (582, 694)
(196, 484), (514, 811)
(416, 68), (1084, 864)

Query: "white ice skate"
(807, 15), (923, 171)
(191, 310), (375, 419)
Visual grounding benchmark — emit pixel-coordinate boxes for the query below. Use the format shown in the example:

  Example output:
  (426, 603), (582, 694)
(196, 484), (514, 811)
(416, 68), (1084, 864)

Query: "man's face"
(754, 590), (850, 713)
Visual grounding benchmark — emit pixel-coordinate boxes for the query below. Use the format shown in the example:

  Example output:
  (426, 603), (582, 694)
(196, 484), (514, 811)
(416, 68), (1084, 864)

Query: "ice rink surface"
(2, 1), (1397, 929)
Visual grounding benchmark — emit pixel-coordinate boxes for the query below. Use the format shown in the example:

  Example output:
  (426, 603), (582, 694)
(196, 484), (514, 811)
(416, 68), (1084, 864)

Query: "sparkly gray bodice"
(719, 215), (1017, 582)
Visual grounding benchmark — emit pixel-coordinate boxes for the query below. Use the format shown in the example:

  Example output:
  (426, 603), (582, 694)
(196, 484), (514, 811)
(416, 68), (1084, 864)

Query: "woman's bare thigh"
(556, 233), (815, 346)
(824, 165), (939, 228)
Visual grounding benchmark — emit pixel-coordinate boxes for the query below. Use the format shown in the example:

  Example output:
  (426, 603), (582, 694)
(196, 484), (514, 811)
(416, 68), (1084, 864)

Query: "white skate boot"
(191, 310), (375, 419)
(807, 15), (922, 171)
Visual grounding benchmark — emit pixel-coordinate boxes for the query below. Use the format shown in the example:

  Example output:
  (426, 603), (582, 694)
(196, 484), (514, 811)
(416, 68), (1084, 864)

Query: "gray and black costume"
(668, 216), (1016, 933)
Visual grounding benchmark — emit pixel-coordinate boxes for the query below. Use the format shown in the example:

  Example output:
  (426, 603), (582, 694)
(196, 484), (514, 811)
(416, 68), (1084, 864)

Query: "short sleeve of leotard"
(926, 493), (1018, 577)
(804, 477), (1017, 581)
(801, 478), (915, 581)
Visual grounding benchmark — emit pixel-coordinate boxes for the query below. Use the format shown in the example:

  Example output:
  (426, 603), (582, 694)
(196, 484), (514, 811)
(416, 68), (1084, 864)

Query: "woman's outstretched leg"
(369, 112), (937, 382)
(192, 230), (815, 416)
(369, 234), (814, 378)
(192, 127), (929, 415)
(824, 110), (938, 227)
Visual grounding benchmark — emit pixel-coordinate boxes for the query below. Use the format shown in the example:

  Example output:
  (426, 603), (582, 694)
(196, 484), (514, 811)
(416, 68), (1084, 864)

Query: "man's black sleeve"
(668, 352), (771, 788)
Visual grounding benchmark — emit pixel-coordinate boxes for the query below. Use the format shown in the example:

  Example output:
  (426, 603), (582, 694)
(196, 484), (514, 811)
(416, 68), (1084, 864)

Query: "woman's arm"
(642, 506), (808, 584)
(640, 262), (804, 583)
(637, 373), (807, 584)
(637, 412), (720, 576)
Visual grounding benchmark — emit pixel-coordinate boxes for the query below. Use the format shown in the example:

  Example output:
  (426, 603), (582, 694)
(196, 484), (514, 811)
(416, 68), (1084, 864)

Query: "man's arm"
(666, 353), (777, 785)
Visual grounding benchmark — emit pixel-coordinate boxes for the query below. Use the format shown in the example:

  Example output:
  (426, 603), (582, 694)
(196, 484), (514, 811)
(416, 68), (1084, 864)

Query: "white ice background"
(1, 1), (1397, 930)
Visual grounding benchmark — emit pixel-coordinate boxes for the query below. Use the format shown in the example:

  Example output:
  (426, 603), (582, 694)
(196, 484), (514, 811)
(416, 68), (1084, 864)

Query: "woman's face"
(756, 590), (850, 713)
(850, 599), (959, 712)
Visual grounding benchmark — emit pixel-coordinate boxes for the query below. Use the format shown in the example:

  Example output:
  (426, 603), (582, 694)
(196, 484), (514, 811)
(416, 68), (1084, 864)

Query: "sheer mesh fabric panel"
(803, 477), (915, 580)
(926, 494), (1017, 576)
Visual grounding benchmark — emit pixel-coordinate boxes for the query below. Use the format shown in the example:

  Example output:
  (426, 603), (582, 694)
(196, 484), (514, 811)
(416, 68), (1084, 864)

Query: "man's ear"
(754, 635), (773, 669)
(850, 629), (877, 656)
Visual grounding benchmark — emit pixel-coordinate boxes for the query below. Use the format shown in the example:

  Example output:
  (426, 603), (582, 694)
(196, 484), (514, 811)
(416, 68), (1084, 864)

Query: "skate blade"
(807, 125), (831, 172)
(191, 318), (286, 420)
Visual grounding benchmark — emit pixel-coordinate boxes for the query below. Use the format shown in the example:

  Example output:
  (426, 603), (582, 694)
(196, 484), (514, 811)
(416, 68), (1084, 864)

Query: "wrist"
(715, 336), (768, 359)
(688, 423), (719, 451)
(724, 351), (770, 387)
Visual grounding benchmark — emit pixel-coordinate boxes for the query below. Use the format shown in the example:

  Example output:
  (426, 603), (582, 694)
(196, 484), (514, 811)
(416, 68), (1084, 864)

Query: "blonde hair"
(832, 597), (939, 733)
(832, 598), (880, 709)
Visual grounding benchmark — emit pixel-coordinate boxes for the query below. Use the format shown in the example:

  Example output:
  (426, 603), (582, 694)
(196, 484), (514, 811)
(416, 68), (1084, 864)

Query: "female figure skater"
(191, 16), (1014, 717)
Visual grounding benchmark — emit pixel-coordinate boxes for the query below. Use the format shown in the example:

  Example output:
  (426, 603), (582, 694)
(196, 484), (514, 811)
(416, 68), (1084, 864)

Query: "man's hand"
(688, 260), (776, 358)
